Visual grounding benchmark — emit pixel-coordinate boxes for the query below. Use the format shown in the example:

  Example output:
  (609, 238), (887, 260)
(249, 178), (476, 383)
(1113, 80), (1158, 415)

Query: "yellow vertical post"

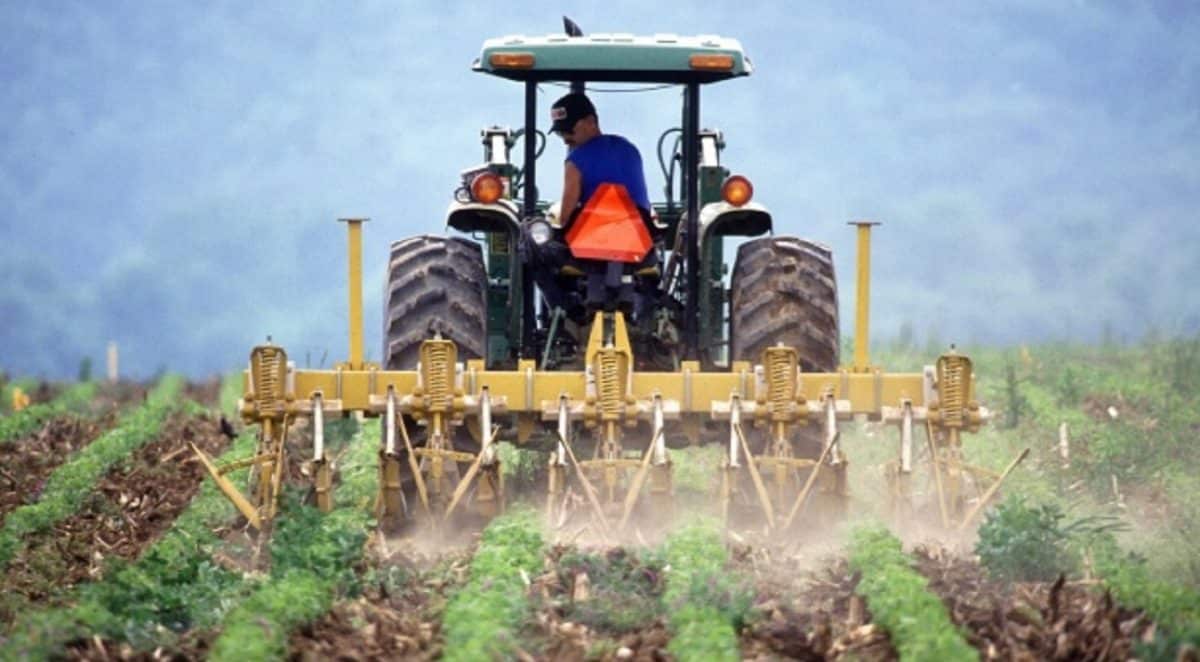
(848, 221), (880, 372)
(339, 218), (368, 369)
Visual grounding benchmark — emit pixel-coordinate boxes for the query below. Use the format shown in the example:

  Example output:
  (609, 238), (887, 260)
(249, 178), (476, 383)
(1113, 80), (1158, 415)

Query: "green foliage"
(660, 519), (747, 662)
(0, 381), (98, 444)
(672, 445), (723, 498)
(218, 371), (243, 417)
(1001, 363), (1027, 429)
(1094, 542), (1200, 655)
(442, 508), (545, 662)
(2, 423), (259, 660)
(208, 418), (374, 662)
(848, 527), (976, 661)
(556, 547), (663, 633)
(0, 376), (181, 570)
(976, 497), (1079, 582)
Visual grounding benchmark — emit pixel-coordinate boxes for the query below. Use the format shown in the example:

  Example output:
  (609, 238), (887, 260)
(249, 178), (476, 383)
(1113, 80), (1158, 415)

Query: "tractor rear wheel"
(729, 236), (843, 526)
(730, 236), (839, 371)
(382, 235), (488, 524)
(383, 235), (487, 369)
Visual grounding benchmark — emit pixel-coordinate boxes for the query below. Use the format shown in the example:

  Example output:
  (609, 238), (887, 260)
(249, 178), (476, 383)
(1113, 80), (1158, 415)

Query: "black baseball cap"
(550, 93), (596, 134)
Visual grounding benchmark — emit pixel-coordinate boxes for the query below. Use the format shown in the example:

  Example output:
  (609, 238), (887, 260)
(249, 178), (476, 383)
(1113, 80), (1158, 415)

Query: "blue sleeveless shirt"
(566, 134), (651, 212)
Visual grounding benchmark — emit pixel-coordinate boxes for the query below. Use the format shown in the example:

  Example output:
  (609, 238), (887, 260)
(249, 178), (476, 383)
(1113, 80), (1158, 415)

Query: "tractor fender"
(699, 201), (773, 244)
(445, 199), (522, 235)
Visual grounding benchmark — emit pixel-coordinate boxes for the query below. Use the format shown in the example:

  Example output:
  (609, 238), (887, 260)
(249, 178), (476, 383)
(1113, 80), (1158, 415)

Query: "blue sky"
(1, 1), (1198, 377)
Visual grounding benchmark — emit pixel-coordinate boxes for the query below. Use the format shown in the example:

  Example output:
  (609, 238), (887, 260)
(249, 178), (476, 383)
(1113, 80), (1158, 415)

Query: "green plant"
(660, 518), (747, 661)
(1002, 362), (1027, 429)
(0, 376), (181, 570)
(556, 547), (664, 633)
(1094, 541), (1200, 657)
(442, 508), (545, 662)
(975, 497), (1078, 582)
(849, 527), (976, 661)
(0, 381), (98, 444)
(208, 417), (373, 662)
(2, 423), (259, 659)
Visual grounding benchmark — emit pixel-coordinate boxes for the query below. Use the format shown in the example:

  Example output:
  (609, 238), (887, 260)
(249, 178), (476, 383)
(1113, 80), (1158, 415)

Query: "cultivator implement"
(191, 220), (1019, 536)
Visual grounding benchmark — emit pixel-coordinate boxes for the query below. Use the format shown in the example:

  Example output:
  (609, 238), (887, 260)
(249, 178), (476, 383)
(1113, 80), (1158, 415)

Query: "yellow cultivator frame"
(195, 219), (1015, 534)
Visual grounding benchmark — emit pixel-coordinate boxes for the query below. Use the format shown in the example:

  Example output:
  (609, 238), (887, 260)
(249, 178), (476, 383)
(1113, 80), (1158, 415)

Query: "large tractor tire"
(383, 235), (487, 369)
(730, 236), (839, 372)
(729, 236), (844, 526)
(382, 235), (488, 524)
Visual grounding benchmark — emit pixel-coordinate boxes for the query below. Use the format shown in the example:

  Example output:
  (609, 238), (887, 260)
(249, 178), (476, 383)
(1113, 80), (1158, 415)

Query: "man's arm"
(560, 161), (582, 227)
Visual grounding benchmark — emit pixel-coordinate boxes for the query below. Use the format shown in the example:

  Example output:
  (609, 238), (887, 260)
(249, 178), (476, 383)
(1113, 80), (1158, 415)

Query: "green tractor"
(378, 21), (842, 525)
(202, 22), (996, 537)
(385, 24), (838, 409)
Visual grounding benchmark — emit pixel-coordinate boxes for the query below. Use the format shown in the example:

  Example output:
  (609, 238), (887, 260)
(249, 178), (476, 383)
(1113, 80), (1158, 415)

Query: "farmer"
(549, 92), (651, 225)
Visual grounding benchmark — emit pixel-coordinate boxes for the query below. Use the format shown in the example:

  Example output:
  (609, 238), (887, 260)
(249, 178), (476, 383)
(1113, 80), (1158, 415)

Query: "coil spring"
(938, 355), (967, 427)
(766, 349), (796, 411)
(596, 350), (623, 420)
(252, 348), (283, 417)
(421, 341), (454, 412)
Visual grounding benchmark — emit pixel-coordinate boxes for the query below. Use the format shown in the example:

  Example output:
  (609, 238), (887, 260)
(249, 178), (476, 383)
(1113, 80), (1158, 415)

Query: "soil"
(529, 544), (673, 661)
(0, 412), (232, 623)
(911, 544), (1155, 660)
(0, 378), (167, 525)
(0, 413), (119, 524)
(737, 545), (895, 661)
(183, 377), (222, 409)
(287, 542), (471, 661)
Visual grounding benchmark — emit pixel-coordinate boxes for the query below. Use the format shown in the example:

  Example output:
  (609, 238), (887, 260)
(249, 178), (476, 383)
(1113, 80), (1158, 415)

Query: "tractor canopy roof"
(474, 33), (752, 84)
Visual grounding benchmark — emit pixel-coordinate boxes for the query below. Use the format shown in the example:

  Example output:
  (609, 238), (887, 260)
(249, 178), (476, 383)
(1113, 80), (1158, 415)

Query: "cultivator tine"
(312, 394), (332, 512)
(558, 431), (613, 540)
(782, 432), (837, 529)
(444, 389), (500, 522)
(719, 399), (741, 524)
(956, 447), (1030, 532)
(394, 391), (430, 519)
(925, 419), (951, 528)
(887, 400), (915, 522)
(547, 396), (570, 520)
(734, 415), (776, 527)
(191, 443), (263, 529)
(618, 426), (665, 529)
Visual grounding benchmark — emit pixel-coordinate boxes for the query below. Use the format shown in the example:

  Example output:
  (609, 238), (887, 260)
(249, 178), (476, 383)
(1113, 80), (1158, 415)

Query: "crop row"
(1, 374), (252, 660)
(1095, 545), (1200, 654)
(442, 507), (545, 661)
(208, 418), (378, 661)
(0, 381), (98, 444)
(848, 527), (976, 661)
(0, 376), (182, 572)
(660, 519), (746, 661)
(0, 377), (39, 416)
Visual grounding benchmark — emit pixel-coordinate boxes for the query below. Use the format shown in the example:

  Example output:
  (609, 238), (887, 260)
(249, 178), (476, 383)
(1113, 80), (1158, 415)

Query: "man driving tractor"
(550, 92), (651, 224)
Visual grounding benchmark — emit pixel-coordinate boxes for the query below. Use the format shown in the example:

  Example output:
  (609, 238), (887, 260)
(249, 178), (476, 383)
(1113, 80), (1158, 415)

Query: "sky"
(1, 0), (1198, 378)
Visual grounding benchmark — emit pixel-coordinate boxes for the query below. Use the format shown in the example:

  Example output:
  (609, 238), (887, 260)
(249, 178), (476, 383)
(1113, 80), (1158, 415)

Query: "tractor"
(195, 22), (1013, 539)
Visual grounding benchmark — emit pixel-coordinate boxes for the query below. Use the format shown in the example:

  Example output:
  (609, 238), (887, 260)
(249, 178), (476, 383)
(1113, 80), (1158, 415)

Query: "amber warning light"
(490, 52), (535, 69)
(689, 53), (734, 71)
(721, 175), (753, 206)
(471, 173), (505, 204)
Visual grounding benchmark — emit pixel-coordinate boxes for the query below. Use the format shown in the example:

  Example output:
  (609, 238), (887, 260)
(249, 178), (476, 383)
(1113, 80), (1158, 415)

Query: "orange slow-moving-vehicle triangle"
(565, 183), (653, 263)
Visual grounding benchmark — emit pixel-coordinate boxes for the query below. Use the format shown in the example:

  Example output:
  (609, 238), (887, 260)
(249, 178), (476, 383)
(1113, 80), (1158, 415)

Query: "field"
(1, 337), (1198, 661)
